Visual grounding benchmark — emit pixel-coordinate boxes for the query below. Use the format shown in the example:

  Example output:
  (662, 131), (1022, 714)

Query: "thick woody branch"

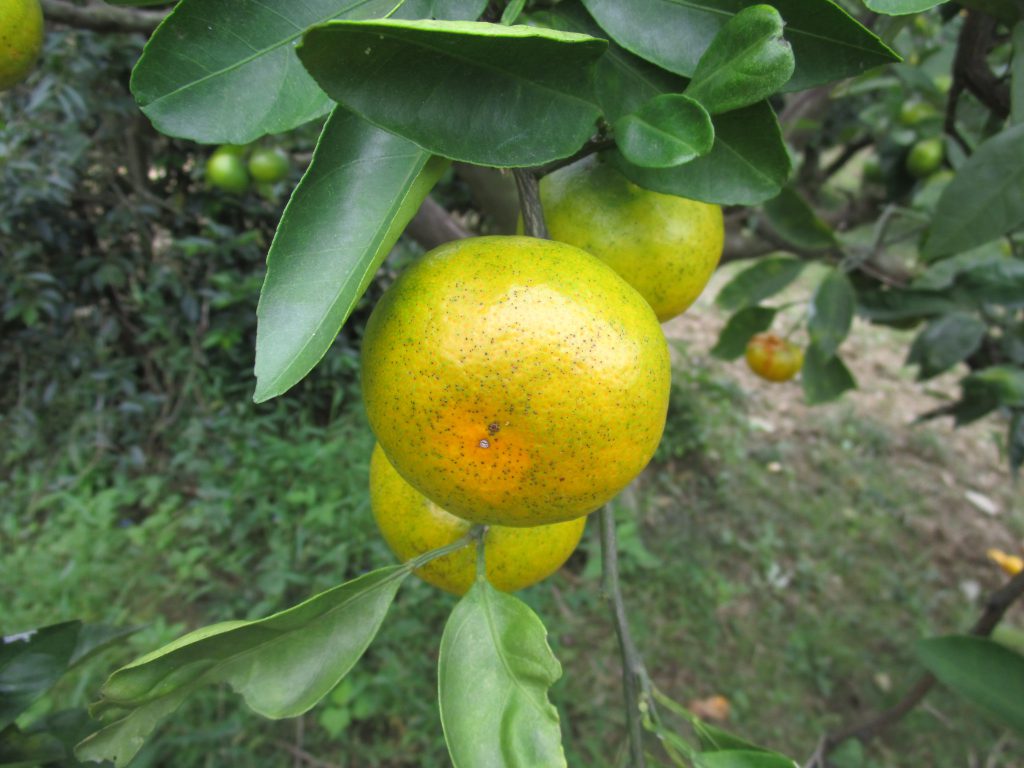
(405, 196), (472, 251)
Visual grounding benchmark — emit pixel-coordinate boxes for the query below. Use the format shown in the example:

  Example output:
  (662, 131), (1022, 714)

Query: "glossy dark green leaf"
(716, 256), (805, 311)
(923, 124), (1024, 259)
(580, 0), (898, 92)
(802, 345), (856, 404)
(864, 0), (947, 13)
(685, 5), (794, 114)
(439, 580), (566, 768)
(254, 109), (447, 403)
(694, 750), (797, 768)
(530, 1), (688, 124)
(917, 635), (1024, 736)
(763, 187), (836, 251)
(711, 306), (777, 360)
(615, 101), (790, 205)
(390, 0), (488, 20)
(614, 94), (714, 168)
(130, 0), (399, 143)
(0, 622), (81, 728)
(1009, 410), (1024, 476)
(809, 269), (855, 357)
(70, 624), (139, 669)
(76, 567), (408, 767)
(856, 288), (960, 323)
(906, 313), (986, 380)
(298, 20), (606, 167)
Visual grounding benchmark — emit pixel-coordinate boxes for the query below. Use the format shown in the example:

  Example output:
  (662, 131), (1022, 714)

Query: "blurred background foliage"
(1, 6), (1023, 768)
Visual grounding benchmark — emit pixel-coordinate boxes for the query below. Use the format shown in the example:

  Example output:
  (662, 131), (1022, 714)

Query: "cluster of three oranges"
(363, 157), (725, 594)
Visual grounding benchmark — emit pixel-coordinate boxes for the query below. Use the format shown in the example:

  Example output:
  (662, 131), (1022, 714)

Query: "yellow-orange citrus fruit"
(361, 236), (671, 527)
(745, 332), (804, 382)
(370, 444), (586, 595)
(0, 0), (43, 91)
(539, 156), (724, 322)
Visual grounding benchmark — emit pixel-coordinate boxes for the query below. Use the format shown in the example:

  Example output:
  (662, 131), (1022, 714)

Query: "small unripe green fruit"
(247, 148), (290, 183)
(906, 137), (944, 179)
(206, 148), (250, 194)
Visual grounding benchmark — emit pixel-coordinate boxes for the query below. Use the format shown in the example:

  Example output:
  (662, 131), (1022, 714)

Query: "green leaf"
(694, 750), (797, 768)
(439, 580), (566, 768)
(0, 725), (66, 768)
(685, 5), (795, 114)
(802, 345), (856, 404)
(923, 124), (1024, 259)
(254, 109), (447, 403)
(76, 567), (408, 767)
(615, 101), (791, 205)
(808, 269), (855, 357)
(390, 0), (488, 20)
(694, 722), (766, 752)
(864, 0), (948, 14)
(130, 0), (399, 144)
(0, 622), (81, 729)
(716, 256), (805, 311)
(711, 306), (777, 360)
(906, 313), (986, 380)
(70, 624), (139, 669)
(763, 187), (836, 251)
(957, 259), (1024, 307)
(580, 0), (898, 92)
(614, 94), (714, 168)
(917, 635), (1024, 736)
(856, 288), (960, 324)
(501, 0), (527, 24)
(529, 1), (689, 125)
(298, 19), (606, 167)
(963, 366), (1024, 408)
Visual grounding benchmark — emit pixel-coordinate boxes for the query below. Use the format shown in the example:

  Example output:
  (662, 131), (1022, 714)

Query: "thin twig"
(513, 169), (549, 239)
(600, 505), (647, 768)
(272, 740), (343, 768)
(806, 569), (1024, 767)
(532, 136), (616, 177)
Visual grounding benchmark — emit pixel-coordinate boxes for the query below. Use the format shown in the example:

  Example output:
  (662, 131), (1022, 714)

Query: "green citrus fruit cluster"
(0, 0), (44, 91)
(205, 145), (290, 195)
(363, 235), (673, 592)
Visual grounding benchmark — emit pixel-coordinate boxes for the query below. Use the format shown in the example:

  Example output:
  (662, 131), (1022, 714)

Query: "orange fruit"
(539, 155), (723, 322)
(0, 0), (44, 91)
(361, 235), (671, 527)
(370, 444), (586, 595)
(745, 333), (804, 382)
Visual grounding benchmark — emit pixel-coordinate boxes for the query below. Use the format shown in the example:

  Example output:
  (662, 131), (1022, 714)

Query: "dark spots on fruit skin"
(488, 422), (501, 435)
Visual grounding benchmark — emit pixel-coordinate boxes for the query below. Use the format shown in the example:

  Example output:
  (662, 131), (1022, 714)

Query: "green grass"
(3, 352), (1022, 767)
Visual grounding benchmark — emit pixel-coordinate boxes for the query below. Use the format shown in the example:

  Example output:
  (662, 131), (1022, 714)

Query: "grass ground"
(3, 265), (1022, 767)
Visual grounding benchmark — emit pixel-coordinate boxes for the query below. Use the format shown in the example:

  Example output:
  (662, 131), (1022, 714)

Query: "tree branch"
(41, 0), (167, 33)
(513, 169), (549, 239)
(600, 505), (647, 768)
(404, 196), (472, 251)
(806, 569), (1024, 766)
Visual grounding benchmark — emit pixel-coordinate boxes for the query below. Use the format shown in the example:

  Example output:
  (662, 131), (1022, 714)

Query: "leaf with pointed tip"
(615, 100), (790, 205)
(76, 567), (408, 767)
(130, 0), (400, 143)
(439, 580), (566, 768)
(906, 313), (986, 380)
(298, 19), (606, 167)
(716, 256), (805, 311)
(580, 0), (898, 92)
(614, 94), (714, 168)
(685, 5), (794, 114)
(923, 124), (1024, 259)
(711, 306), (777, 360)
(763, 187), (836, 251)
(802, 345), (856, 404)
(254, 109), (447, 403)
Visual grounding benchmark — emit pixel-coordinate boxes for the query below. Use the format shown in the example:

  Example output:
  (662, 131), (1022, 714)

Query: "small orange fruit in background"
(0, 0), (44, 91)
(370, 444), (586, 595)
(539, 155), (724, 323)
(745, 332), (804, 382)
(361, 236), (671, 527)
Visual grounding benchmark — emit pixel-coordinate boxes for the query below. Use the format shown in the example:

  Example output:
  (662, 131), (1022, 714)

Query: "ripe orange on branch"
(361, 236), (671, 527)
(370, 444), (586, 595)
(745, 332), (804, 382)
